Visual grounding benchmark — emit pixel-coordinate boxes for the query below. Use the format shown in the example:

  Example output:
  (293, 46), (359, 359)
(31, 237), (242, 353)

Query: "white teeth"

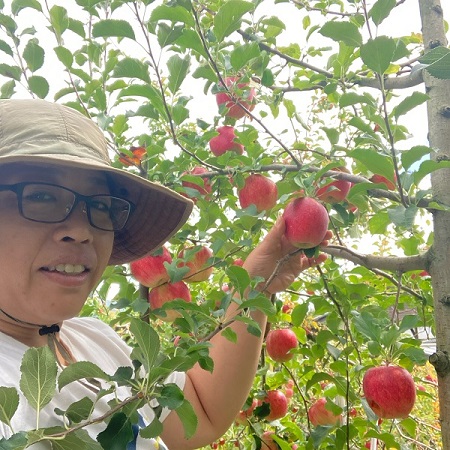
(49, 264), (86, 274)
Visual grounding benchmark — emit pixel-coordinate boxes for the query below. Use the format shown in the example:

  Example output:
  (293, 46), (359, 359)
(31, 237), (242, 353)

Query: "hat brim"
(0, 154), (193, 265)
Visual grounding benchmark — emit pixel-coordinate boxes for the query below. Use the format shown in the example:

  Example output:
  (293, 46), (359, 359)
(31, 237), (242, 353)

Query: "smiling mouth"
(41, 264), (89, 274)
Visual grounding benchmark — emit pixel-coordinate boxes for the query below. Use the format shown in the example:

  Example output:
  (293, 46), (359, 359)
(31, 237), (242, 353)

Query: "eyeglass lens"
(20, 183), (131, 231)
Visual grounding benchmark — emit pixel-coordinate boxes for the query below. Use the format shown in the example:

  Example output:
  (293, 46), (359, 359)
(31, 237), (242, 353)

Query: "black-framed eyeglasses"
(0, 182), (134, 232)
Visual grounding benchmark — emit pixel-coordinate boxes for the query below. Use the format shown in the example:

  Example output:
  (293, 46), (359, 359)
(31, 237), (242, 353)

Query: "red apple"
(235, 398), (257, 425)
(178, 245), (214, 282)
(233, 258), (244, 267)
(261, 390), (288, 421)
(130, 246), (172, 288)
(260, 431), (278, 450)
(238, 174), (278, 212)
(316, 179), (352, 203)
(148, 281), (191, 321)
(215, 76), (256, 119)
(362, 365), (416, 419)
(308, 398), (341, 426)
(209, 126), (244, 156)
(181, 166), (212, 200)
(266, 328), (298, 362)
(283, 197), (329, 249)
(370, 174), (396, 191)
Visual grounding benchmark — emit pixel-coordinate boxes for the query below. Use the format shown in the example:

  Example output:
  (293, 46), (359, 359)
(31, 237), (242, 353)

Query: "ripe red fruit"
(130, 246), (172, 288)
(260, 431), (278, 450)
(362, 365), (416, 419)
(233, 258), (244, 267)
(370, 174), (396, 191)
(178, 246), (214, 282)
(215, 76), (256, 119)
(266, 328), (298, 362)
(238, 174), (278, 212)
(308, 398), (341, 426)
(235, 398), (257, 425)
(209, 126), (244, 156)
(283, 197), (329, 249)
(181, 166), (212, 200)
(261, 390), (289, 421)
(148, 281), (191, 322)
(316, 179), (352, 203)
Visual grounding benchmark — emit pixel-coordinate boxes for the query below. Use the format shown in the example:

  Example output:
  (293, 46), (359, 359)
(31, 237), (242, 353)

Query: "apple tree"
(0, 0), (448, 448)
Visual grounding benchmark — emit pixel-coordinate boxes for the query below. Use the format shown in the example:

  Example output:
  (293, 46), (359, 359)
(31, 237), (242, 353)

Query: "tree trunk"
(418, 0), (450, 447)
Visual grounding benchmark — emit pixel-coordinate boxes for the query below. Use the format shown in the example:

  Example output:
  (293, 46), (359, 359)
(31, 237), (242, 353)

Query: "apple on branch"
(259, 390), (289, 421)
(148, 281), (192, 322)
(316, 179), (352, 203)
(209, 126), (244, 156)
(181, 166), (212, 201)
(308, 397), (342, 426)
(282, 197), (329, 249)
(363, 365), (416, 419)
(215, 76), (256, 119)
(130, 246), (172, 288)
(370, 174), (396, 191)
(238, 174), (278, 213)
(265, 328), (298, 362)
(178, 245), (214, 282)
(260, 431), (278, 450)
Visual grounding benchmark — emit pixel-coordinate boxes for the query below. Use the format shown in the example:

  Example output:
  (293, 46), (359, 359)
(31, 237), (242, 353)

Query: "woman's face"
(0, 164), (114, 337)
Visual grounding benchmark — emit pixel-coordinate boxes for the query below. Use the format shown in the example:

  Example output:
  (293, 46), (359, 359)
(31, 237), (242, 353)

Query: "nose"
(53, 201), (94, 244)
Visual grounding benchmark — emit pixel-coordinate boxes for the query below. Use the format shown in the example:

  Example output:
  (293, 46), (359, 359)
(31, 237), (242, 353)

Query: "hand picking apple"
(0, 99), (332, 450)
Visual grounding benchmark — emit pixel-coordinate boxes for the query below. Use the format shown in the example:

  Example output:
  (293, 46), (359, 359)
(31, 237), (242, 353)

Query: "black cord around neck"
(0, 307), (60, 336)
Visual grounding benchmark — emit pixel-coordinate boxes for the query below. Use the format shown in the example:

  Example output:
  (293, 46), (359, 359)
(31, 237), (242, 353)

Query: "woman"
(0, 99), (330, 449)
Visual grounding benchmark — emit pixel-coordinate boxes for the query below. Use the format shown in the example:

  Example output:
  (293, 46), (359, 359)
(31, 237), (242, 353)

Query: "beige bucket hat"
(0, 99), (193, 265)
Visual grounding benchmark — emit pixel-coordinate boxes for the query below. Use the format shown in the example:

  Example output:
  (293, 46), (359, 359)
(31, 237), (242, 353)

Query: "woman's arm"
(161, 217), (331, 449)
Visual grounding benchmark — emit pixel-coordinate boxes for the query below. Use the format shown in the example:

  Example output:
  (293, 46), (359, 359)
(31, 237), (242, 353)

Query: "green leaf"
(92, 19), (136, 40)
(54, 46), (73, 69)
(350, 147), (394, 178)
(64, 397), (94, 424)
(230, 42), (260, 71)
(414, 159), (450, 185)
(214, 0), (254, 41)
(291, 302), (309, 327)
(351, 311), (381, 341)
(0, 432), (28, 450)
(401, 145), (431, 170)
(226, 265), (251, 298)
(369, 0), (396, 26)
(158, 383), (185, 409)
(419, 46), (450, 64)
(19, 346), (57, 413)
(319, 21), (362, 47)
(425, 52), (450, 79)
(58, 361), (110, 390)
(399, 314), (419, 333)
(0, 64), (21, 81)
(11, 0), (42, 15)
(392, 91), (429, 120)
(49, 5), (69, 39)
(167, 54), (190, 94)
(129, 318), (160, 372)
(150, 5), (195, 27)
(240, 295), (276, 316)
(360, 36), (396, 74)
(1, 80), (16, 98)
(97, 412), (134, 450)
(388, 204), (418, 228)
(339, 92), (373, 107)
(157, 23), (184, 48)
(23, 38), (44, 72)
(139, 417), (163, 439)
(28, 75), (49, 98)
(0, 39), (12, 57)
(112, 57), (150, 83)
(221, 327), (238, 343)
(0, 387), (19, 425)
(51, 429), (103, 449)
(175, 399), (198, 439)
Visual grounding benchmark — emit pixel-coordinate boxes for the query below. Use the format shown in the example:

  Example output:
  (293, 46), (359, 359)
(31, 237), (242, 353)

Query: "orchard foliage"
(0, 0), (448, 449)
